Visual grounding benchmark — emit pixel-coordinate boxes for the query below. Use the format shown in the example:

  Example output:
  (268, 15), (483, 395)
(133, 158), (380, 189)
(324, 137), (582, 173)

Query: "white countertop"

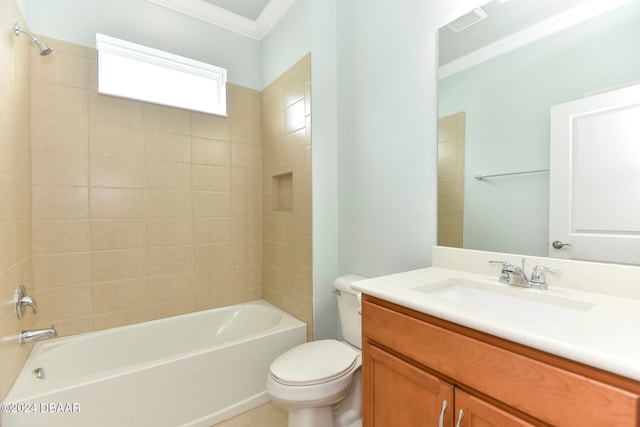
(351, 267), (640, 382)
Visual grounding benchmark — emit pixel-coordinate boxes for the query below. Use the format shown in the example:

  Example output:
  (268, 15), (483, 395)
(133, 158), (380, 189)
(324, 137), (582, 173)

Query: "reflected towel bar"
(475, 169), (549, 181)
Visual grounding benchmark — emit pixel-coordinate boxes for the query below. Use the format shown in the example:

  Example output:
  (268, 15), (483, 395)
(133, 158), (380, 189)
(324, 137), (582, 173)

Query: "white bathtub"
(1, 300), (306, 427)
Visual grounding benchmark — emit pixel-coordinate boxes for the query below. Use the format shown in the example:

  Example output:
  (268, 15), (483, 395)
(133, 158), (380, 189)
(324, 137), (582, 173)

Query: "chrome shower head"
(14, 22), (53, 56)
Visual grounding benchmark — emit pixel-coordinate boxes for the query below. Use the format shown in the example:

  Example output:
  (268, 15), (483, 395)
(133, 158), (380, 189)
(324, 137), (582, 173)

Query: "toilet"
(267, 275), (365, 427)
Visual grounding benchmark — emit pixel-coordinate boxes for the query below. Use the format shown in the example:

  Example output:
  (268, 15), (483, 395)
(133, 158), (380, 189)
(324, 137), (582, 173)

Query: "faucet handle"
(488, 261), (513, 284)
(530, 265), (562, 289)
(14, 285), (37, 319)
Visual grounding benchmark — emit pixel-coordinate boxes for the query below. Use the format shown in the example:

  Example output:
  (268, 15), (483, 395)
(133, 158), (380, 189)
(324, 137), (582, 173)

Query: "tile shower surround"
(0, 2), (35, 401)
(27, 38), (313, 339)
(262, 55), (313, 339)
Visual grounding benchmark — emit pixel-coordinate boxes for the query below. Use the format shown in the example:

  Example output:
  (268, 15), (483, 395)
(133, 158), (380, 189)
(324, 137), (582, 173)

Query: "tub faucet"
(14, 285), (37, 319)
(19, 326), (56, 344)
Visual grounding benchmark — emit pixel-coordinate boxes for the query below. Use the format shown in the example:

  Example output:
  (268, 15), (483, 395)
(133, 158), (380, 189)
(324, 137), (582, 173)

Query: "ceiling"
(149, 0), (629, 47)
(439, 0), (633, 75)
(202, 0), (272, 20)
(145, 0), (295, 40)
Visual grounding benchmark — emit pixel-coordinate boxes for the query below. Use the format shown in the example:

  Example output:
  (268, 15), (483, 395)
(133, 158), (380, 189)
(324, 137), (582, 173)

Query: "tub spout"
(19, 326), (56, 344)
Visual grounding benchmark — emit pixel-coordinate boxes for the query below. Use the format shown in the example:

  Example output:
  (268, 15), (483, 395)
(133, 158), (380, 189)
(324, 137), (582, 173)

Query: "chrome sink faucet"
(489, 258), (561, 290)
(529, 265), (562, 290)
(489, 258), (528, 285)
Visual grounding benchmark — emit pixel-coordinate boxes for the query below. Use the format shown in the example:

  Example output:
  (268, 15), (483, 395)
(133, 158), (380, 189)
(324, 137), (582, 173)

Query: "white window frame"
(96, 34), (227, 116)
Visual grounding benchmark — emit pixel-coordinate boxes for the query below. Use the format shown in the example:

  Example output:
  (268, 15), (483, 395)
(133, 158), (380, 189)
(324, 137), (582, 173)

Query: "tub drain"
(32, 367), (45, 380)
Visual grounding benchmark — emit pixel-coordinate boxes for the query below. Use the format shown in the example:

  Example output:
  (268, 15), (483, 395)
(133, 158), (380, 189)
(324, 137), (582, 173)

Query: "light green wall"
(314, 0), (483, 336)
(439, 1), (640, 256)
(23, 0), (263, 89)
(261, 0), (311, 88)
(310, 0), (339, 339)
(334, 0), (485, 277)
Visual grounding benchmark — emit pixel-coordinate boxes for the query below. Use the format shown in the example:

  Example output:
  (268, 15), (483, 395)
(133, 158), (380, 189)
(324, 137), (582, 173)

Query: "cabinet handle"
(438, 400), (448, 427)
(455, 409), (465, 427)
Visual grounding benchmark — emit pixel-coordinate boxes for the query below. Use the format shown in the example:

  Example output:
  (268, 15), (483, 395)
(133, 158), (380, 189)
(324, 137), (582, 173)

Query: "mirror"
(437, 0), (640, 259)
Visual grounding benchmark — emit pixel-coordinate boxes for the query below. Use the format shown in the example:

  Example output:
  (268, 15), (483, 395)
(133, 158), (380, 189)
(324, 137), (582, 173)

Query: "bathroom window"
(96, 34), (227, 116)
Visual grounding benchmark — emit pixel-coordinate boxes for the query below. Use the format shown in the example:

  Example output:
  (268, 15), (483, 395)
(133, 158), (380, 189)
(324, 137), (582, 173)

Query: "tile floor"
(213, 402), (287, 427)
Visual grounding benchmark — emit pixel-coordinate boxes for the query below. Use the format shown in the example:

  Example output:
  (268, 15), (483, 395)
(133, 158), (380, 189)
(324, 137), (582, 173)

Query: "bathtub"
(1, 300), (306, 427)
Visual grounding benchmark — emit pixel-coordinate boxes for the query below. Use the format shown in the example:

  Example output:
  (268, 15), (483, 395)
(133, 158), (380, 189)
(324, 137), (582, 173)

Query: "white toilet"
(267, 275), (365, 427)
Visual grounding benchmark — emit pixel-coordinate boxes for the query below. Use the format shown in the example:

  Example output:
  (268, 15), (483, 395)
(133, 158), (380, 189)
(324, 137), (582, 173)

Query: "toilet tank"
(334, 275), (366, 349)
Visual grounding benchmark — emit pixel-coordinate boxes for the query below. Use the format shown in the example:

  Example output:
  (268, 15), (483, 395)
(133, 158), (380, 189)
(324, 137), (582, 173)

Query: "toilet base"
(288, 406), (334, 427)
(334, 370), (362, 427)
(280, 370), (362, 427)
(287, 408), (362, 427)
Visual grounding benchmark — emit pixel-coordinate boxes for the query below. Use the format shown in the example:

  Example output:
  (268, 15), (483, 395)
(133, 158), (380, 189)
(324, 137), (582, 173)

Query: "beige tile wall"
(1, 33), (311, 401)
(0, 4), (36, 400)
(262, 54), (313, 338)
(437, 112), (465, 248)
(30, 37), (264, 336)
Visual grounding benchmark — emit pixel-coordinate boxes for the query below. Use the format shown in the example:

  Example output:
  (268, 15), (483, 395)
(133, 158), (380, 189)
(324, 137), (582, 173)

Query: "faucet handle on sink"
(530, 265), (562, 290)
(488, 260), (514, 284)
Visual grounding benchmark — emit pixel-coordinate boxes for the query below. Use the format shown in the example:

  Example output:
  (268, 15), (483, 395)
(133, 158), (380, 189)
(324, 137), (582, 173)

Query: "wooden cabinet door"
(363, 341), (455, 427)
(455, 388), (537, 427)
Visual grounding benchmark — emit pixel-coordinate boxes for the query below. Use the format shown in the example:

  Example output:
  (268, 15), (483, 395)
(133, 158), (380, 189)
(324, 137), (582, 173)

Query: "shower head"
(14, 22), (53, 56)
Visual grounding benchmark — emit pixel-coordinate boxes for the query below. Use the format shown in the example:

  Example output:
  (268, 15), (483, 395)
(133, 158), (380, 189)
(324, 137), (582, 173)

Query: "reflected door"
(549, 83), (640, 265)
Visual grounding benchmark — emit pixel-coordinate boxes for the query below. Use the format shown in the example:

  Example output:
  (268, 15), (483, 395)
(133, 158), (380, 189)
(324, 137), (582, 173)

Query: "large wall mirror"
(437, 0), (640, 261)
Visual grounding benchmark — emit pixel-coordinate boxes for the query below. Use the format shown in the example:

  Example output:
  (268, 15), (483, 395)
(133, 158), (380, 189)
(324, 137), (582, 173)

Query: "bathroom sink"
(413, 278), (594, 328)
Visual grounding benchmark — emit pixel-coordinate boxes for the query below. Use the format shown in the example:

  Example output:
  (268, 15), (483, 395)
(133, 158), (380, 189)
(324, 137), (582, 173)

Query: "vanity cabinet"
(361, 296), (640, 427)
(364, 341), (453, 426)
(364, 341), (534, 426)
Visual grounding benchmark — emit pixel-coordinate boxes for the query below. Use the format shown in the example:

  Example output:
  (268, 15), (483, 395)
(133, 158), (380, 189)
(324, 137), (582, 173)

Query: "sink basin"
(413, 278), (594, 328)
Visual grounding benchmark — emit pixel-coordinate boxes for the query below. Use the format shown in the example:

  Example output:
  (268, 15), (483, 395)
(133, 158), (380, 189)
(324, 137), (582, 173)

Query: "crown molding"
(255, 0), (297, 37)
(145, 0), (296, 40)
(439, 0), (633, 79)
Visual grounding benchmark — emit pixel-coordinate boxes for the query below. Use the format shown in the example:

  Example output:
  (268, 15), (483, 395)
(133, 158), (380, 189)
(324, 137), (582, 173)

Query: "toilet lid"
(270, 339), (360, 386)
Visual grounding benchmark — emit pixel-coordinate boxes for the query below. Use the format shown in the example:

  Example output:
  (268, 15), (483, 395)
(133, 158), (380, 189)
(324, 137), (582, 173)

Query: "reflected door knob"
(552, 240), (573, 249)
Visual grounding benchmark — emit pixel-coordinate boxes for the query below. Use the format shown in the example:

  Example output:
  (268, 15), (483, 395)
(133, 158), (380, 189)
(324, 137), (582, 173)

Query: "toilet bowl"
(266, 275), (365, 427)
(267, 339), (361, 426)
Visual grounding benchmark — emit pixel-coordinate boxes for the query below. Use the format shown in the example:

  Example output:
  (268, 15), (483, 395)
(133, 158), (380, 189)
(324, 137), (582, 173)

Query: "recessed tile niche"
(272, 172), (293, 211)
